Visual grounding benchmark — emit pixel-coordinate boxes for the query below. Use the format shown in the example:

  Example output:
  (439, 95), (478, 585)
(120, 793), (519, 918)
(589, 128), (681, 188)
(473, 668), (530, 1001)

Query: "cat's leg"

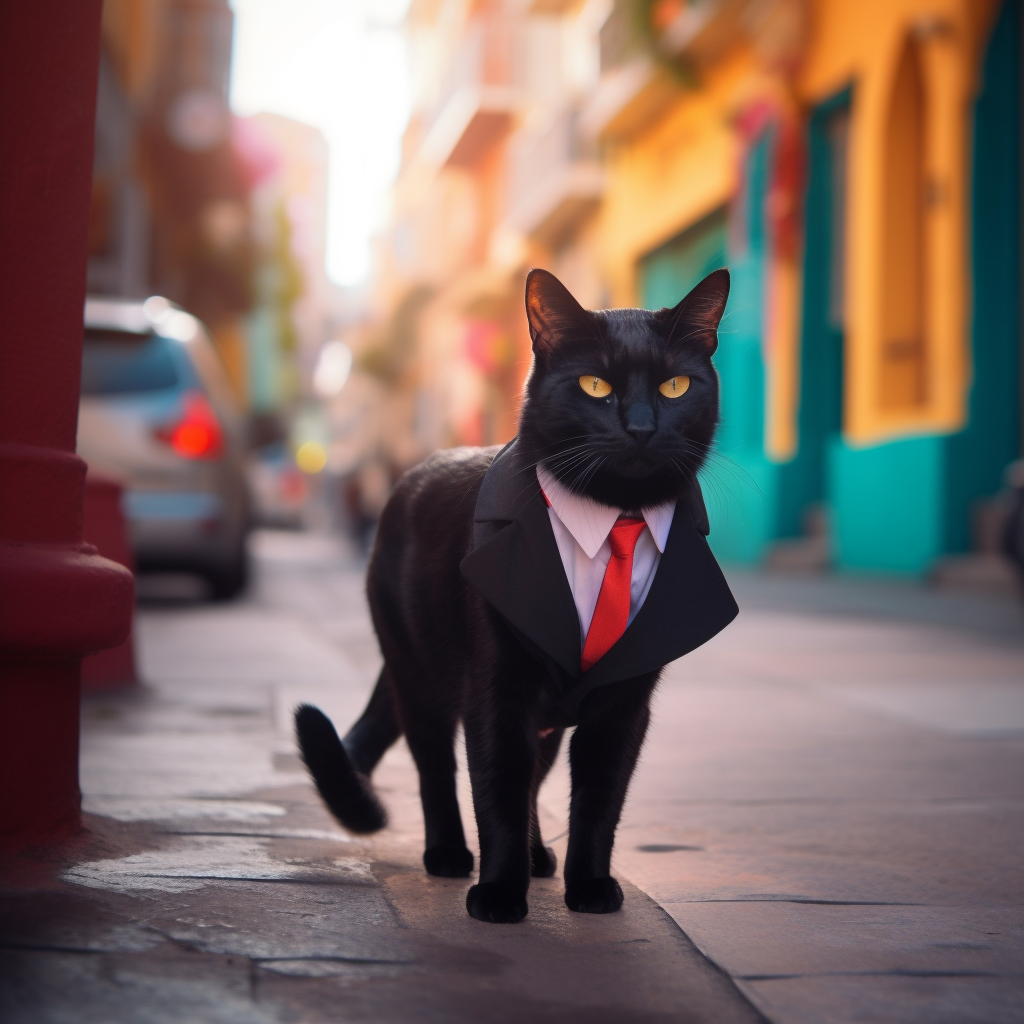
(529, 727), (564, 878)
(399, 692), (474, 879)
(463, 709), (536, 922)
(342, 668), (402, 776)
(463, 646), (545, 922)
(563, 674), (657, 913)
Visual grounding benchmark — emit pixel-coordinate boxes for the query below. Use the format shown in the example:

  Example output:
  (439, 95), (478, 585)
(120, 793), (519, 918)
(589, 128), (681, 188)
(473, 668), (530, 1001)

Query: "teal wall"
(830, 436), (945, 573)
(639, 137), (778, 564)
(712, 135), (775, 563)
(944, 0), (1021, 551)
(780, 91), (849, 540)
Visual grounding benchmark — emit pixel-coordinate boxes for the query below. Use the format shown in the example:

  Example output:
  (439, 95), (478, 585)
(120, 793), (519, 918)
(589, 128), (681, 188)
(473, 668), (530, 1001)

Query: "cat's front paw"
(564, 876), (623, 914)
(423, 845), (474, 878)
(530, 844), (557, 878)
(466, 882), (528, 923)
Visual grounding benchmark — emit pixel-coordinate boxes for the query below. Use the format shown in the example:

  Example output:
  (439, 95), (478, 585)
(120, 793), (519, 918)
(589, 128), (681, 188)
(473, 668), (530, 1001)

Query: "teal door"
(639, 207), (728, 308)
(944, 0), (1021, 549)
(778, 91), (850, 541)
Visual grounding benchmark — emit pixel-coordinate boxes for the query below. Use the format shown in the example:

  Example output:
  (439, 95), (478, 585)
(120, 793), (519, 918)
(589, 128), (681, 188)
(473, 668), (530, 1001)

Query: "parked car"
(77, 296), (251, 599)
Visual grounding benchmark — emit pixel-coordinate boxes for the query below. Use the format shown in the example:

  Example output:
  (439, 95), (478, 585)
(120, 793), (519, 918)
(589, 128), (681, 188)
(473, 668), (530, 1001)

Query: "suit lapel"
(459, 440), (582, 679)
(581, 487), (738, 688)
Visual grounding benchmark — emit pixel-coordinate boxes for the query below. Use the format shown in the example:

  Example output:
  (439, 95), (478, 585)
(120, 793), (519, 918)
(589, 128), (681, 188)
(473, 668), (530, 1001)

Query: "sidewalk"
(0, 531), (762, 1024)
(2, 530), (1022, 1023)
(613, 570), (1024, 1023)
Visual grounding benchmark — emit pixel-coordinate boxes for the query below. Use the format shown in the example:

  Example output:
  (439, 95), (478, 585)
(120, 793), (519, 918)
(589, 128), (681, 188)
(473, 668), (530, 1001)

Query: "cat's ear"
(660, 268), (730, 355)
(525, 269), (594, 356)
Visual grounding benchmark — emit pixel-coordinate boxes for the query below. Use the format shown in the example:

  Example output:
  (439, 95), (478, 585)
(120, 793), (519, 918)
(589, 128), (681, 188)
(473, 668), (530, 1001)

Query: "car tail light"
(154, 391), (224, 460)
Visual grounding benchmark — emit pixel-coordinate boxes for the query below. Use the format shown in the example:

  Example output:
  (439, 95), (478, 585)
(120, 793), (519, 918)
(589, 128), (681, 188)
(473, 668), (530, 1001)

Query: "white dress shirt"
(536, 464), (676, 649)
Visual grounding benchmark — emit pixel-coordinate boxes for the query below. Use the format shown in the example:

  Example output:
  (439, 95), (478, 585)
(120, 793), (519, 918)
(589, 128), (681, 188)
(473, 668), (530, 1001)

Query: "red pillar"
(0, 2), (134, 845)
(81, 474), (139, 692)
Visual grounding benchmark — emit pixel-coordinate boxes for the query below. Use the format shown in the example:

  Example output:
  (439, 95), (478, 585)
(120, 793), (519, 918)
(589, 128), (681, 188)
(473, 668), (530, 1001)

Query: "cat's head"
(518, 268), (729, 509)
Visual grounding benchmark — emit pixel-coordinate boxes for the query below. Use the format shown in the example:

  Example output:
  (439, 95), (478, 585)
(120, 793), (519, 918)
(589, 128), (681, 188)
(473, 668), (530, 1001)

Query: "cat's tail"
(295, 677), (400, 834)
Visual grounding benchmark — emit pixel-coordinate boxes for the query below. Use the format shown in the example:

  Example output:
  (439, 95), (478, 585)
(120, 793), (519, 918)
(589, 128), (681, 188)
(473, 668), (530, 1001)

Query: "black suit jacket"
(460, 439), (738, 722)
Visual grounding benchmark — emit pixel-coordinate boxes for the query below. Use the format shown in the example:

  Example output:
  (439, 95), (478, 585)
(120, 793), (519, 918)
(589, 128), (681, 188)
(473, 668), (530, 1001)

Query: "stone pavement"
(2, 530), (1023, 1023)
(611, 574), (1024, 1024)
(0, 531), (762, 1024)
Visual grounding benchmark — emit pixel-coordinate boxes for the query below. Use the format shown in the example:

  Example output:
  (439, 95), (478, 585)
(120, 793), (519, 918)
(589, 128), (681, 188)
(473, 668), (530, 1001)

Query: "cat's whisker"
(500, 443), (604, 510)
(544, 453), (597, 479)
(699, 463), (767, 519)
(505, 438), (598, 485)
(562, 457), (599, 490)
(506, 448), (607, 509)
(673, 442), (757, 498)
(543, 445), (608, 476)
(530, 434), (594, 453)
(583, 456), (608, 491)
(690, 448), (765, 502)
(528, 449), (600, 478)
(571, 454), (607, 494)
(518, 435), (597, 464)
(542, 442), (600, 463)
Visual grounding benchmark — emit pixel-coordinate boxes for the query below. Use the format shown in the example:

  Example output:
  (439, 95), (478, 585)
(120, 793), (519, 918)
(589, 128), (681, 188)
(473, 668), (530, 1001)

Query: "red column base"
(81, 474), (138, 692)
(0, 660), (82, 844)
(0, 451), (133, 847)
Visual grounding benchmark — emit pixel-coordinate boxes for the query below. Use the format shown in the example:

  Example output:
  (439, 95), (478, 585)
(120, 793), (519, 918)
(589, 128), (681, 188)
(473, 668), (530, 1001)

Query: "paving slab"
(0, 530), (763, 1024)
(605, 574), (1024, 1024)
(741, 975), (1024, 1024)
(4, 533), (1021, 1023)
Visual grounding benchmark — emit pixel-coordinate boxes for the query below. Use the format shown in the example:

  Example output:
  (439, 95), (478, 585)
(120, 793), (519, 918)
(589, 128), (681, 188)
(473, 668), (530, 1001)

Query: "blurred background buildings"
(365, 0), (1022, 584)
(89, 0), (332, 439)
(86, 0), (1024, 584)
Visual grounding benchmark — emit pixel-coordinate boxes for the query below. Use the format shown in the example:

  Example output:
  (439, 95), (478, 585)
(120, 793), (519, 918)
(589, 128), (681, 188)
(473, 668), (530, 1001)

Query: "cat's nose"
(625, 403), (655, 446)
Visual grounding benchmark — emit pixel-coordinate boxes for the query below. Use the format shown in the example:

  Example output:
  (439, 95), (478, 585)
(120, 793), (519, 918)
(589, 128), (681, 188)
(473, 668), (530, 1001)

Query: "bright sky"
(230, 0), (412, 287)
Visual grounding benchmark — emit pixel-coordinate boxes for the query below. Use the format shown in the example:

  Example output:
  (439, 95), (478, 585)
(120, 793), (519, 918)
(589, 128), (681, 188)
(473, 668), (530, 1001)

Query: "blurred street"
(619, 574), (1024, 1023)
(1, 532), (759, 1024)
(3, 533), (1023, 1023)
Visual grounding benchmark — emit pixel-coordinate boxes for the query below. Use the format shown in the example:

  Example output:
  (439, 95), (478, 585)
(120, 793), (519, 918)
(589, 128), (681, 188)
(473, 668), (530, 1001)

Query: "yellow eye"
(658, 375), (690, 398)
(579, 375), (612, 398)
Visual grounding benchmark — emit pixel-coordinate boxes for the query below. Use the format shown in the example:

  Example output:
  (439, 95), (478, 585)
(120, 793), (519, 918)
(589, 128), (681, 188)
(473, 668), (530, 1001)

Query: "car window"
(81, 328), (181, 395)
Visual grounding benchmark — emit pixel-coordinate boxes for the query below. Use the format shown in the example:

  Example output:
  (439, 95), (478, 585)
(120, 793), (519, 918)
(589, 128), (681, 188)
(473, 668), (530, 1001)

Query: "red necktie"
(581, 517), (647, 672)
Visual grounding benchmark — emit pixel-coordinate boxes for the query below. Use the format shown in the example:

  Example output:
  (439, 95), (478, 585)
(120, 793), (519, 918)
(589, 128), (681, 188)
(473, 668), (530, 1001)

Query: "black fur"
(294, 704), (388, 834)
(295, 268), (730, 922)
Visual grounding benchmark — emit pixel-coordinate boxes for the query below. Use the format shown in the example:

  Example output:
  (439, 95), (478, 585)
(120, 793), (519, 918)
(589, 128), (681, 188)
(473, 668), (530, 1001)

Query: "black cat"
(295, 268), (737, 923)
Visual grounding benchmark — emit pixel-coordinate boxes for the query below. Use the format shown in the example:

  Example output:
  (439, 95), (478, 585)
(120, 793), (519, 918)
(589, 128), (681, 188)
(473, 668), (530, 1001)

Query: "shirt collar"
(536, 463), (675, 559)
